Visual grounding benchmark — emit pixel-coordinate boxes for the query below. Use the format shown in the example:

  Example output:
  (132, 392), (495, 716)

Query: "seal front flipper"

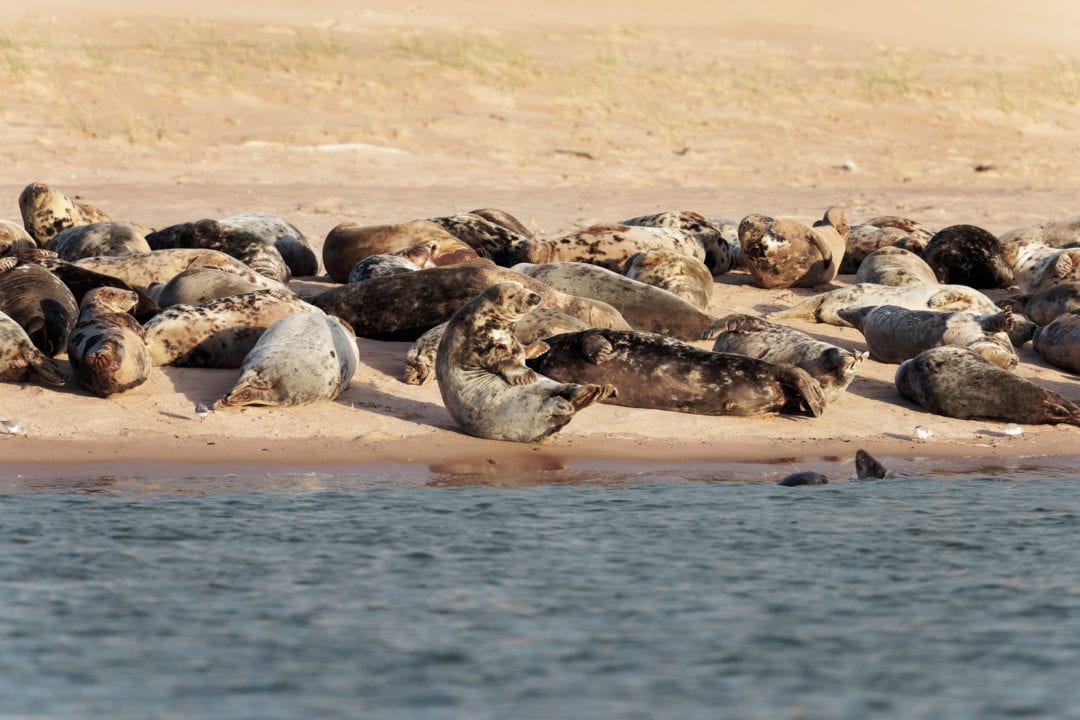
(522, 340), (549, 360)
(214, 373), (275, 409)
(564, 382), (617, 410)
(980, 306), (1014, 334)
(578, 331), (616, 364)
(776, 364), (828, 418)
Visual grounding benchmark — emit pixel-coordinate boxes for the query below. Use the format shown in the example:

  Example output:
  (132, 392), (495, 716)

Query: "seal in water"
(18, 182), (113, 246)
(66, 287), (152, 397)
(739, 207), (848, 289)
(0, 309), (65, 387)
(622, 248), (713, 309)
(777, 471), (829, 487)
(920, 224), (1014, 289)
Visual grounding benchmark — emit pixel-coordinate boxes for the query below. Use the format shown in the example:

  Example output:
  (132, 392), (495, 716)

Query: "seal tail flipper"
(563, 383), (617, 411)
(776, 364), (828, 418)
(854, 449), (890, 480)
(768, 294), (826, 322)
(28, 355), (66, 387)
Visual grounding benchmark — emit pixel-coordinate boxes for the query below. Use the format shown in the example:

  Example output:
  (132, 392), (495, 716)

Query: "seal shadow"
(336, 379), (453, 429)
(356, 338), (416, 381)
(841, 374), (901, 403)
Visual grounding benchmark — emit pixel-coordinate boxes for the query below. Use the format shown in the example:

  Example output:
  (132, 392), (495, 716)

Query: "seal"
(519, 224), (706, 272)
(1033, 312), (1080, 374)
(66, 287), (152, 397)
(73, 248), (287, 293)
(403, 307), (590, 385)
(838, 304), (1018, 369)
(620, 210), (737, 275)
(854, 449), (895, 480)
(15, 250), (161, 323)
(219, 212), (320, 277)
(428, 212), (532, 265)
(347, 240), (438, 283)
(436, 281), (617, 443)
(999, 215), (1080, 250)
(146, 218), (291, 283)
(739, 207), (848, 289)
(0, 309), (65, 387)
(1006, 245), (1080, 295)
(0, 220), (37, 257)
(147, 266), (271, 307)
(213, 312), (358, 408)
(840, 215), (935, 273)
(998, 282), (1080, 326)
(855, 246), (938, 287)
(770, 282), (1001, 327)
(526, 328), (828, 417)
(312, 262), (631, 341)
(896, 346), (1080, 426)
(322, 220), (482, 283)
(920, 224), (1013, 288)
(18, 182), (112, 246)
(468, 208), (534, 239)
(512, 261), (721, 341)
(45, 221), (150, 261)
(622, 248), (713, 309)
(777, 471), (829, 486)
(143, 289), (322, 367)
(709, 313), (867, 402)
(0, 257), (78, 357)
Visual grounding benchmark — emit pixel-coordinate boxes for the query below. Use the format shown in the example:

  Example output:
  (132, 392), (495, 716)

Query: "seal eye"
(526, 292), (541, 307)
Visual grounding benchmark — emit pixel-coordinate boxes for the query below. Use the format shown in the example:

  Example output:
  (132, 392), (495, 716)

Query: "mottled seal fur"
(920, 225), (1013, 289)
(436, 282), (617, 443)
(771, 283), (1001, 327)
(512, 261), (720, 341)
(428, 212), (532, 265)
(18, 182), (112, 246)
(895, 346), (1080, 426)
(622, 248), (713, 309)
(998, 282), (1080, 326)
(839, 304), (1018, 370)
(739, 207), (848, 289)
(66, 287), (152, 398)
(999, 215), (1080, 250)
(147, 266), (271, 307)
(219, 212), (319, 277)
(143, 289), (321, 368)
(16, 252), (160, 323)
(1006, 245), (1080, 295)
(346, 241), (438, 283)
(468, 208), (533, 239)
(1032, 313), (1080, 375)
(403, 307), (590, 386)
(520, 224), (706, 272)
(620, 210), (737, 275)
(855, 246), (938, 287)
(840, 215), (935, 273)
(214, 313), (358, 409)
(45, 222), (150, 261)
(527, 328), (828, 417)
(709, 314), (867, 402)
(323, 220), (482, 283)
(0, 220), (37, 257)
(146, 218), (291, 283)
(0, 259), (78, 357)
(74, 249), (286, 294)
(312, 263), (630, 341)
(0, 309), (65, 387)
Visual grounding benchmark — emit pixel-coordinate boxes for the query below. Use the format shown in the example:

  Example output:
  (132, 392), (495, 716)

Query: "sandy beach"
(1, 0), (1079, 481)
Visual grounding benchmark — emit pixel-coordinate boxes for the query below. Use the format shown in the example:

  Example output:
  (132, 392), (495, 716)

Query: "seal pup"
(838, 305), (1018, 369)
(428, 212), (532, 265)
(74, 248), (286, 293)
(920, 225), (1013, 289)
(143, 289), (322, 368)
(840, 215), (935, 273)
(620, 210), (737, 275)
(709, 314), (867, 402)
(219, 212), (319, 277)
(147, 266), (271, 307)
(312, 263), (630, 341)
(214, 313), (358, 408)
(346, 240), (438, 283)
(512, 261), (721, 341)
(403, 307), (590, 385)
(146, 218), (291, 283)
(45, 222), (150, 261)
(18, 182), (112, 246)
(66, 287), (151, 397)
(895, 346), (1080, 426)
(0, 220), (37, 257)
(0, 258), (78, 357)
(436, 282), (617, 443)
(998, 282), (1080, 326)
(527, 328), (828, 417)
(322, 220), (481, 283)
(739, 207), (848, 289)
(622, 248), (713, 309)
(855, 246), (938, 287)
(0, 310), (65, 387)
(519, 224), (706, 272)
(771, 283), (1001, 327)
(1032, 312), (1080, 374)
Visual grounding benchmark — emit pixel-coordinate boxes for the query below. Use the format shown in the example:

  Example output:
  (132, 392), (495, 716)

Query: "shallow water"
(3, 464), (1080, 719)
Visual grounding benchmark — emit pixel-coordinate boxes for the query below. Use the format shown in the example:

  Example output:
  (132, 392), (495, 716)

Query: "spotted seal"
(428, 212), (532, 265)
(999, 215), (1080, 250)
(839, 304), (1018, 369)
(436, 281), (617, 443)
(1006, 245), (1080, 295)
(1032, 313), (1080, 375)
(739, 207), (848, 289)
(709, 314), (866, 402)
(74, 248), (286, 293)
(146, 218), (291, 283)
(0, 257), (78, 357)
(1, 220), (37, 257)
(219, 212), (319, 277)
(18, 182), (112, 246)
(214, 313), (358, 408)
(14, 250), (161, 323)
(920, 225), (1013, 288)
(855, 246), (938, 287)
(895, 346), (1080, 426)
(147, 266), (271, 307)
(527, 328), (828, 417)
(998, 282), (1080, 326)
(519, 224), (706, 272)
(66, 287), (151, 397)
(347, 241), (438, 283)
(143, 289), (321, 367)
(312, 263), (630, 341)
(323, 220), (482, 283)
(840, 215), (935, 273)
(0, 309), (65, 386)
(622, 249), (713, 309)
(771, 283), (1001, 327)
(45, 222), (150, 261)
(620, 210), (737, 275)
(468, 208), (534, 239)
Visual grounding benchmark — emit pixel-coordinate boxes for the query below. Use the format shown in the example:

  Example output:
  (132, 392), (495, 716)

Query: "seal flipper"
(980, 305), (1014, 334)
(214, 373), (276, 409)
(854, 449), (891, 480)
(563, 382), (617, 410)
(27, 355), (66, 387)
(578, 331), (616, 364)
(769, 294), (827, 322)
(776, 364), (827, 418)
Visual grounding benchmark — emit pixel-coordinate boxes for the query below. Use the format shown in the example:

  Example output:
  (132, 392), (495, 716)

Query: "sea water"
(2, 465), (1080, 719)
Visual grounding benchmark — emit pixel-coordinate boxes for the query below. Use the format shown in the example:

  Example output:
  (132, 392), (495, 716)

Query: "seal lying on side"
(839, 305), (1018, 369)
(1033, 313), (1080, 375)
(620, 210), (737, 275)
(739, 207), (848, 289)
(147, 266), (271, 307)
(1007, 245), (1080, 295)
(998, 282), (1080, 326)
(622, 248), (713, 309)
(74, 248), (287, 293)
(45, 222), (150, 261)
(436, 282), (617, 443)
(219, 212), (320, 277)
(840, 215), (935, 274)
(895, 346), (1080, 426)
(920, 224), (1014, 289)
(999, 215), (1080, 249)
(16, 250), (161, 323)
(403, 307), (590, 385)
(18, 182), (113, 246)
(771, 283), (1001, 327)
(214, 313), (358, 408)
(527, 328), (827, 417)
(519, 224), (706, 272)
(322, 220), (482, 283)
(709, 314), (866, 402)
(347, 241), (438, 283)
(428, 212), (532, 266)
(0, 258), (78, 357)
(1, 220), (38, 257)
(146, 218), (291, 283)
(855, 246), (938, 287)
(66, 287), (152, 397)
(0, 310), (65, 387)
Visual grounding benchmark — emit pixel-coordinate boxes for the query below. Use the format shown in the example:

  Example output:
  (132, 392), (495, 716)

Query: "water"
(3, 465), (1080, 719)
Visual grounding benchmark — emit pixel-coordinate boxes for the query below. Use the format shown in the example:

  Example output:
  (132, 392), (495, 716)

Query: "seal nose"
(526, 292), (541, 307)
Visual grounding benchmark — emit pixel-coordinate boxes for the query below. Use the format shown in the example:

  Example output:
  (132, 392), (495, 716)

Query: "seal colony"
(2, 181), (1080, 453)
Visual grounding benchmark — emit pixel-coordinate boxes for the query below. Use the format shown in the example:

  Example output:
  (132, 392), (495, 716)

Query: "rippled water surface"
(3, 466), (1080, 719)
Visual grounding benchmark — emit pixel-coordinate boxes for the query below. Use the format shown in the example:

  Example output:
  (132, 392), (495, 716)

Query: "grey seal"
(66, 287), (151, 397)
(0, 309), (65, 387)
(519, 224), (706, 272)
(1032, 313), (1080, 375)
(771, 283), (1001, 327)
(739, 207), (848, 289)
(920, 224), (1013, 289)
(620, 210), (737, 275)
(855, 246), (938, 287)
(18, 182), (113, 246)
(622, 248), (713, 309)
(45, 222), (150, 261)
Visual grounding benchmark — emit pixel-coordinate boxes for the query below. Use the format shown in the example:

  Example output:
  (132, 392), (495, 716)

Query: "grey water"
(3, 466), (1080, 719)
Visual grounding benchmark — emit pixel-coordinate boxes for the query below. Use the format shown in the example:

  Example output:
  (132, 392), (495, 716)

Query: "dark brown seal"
(0, 258), (78, 357)
(1033, 312), (1080, 375)
(322, 220), (482, 283)
(0, 309), (65, 386)
(66, 287), (152, 397)
(739, 207), (848, 289)
(920, 224), (1014, 289)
